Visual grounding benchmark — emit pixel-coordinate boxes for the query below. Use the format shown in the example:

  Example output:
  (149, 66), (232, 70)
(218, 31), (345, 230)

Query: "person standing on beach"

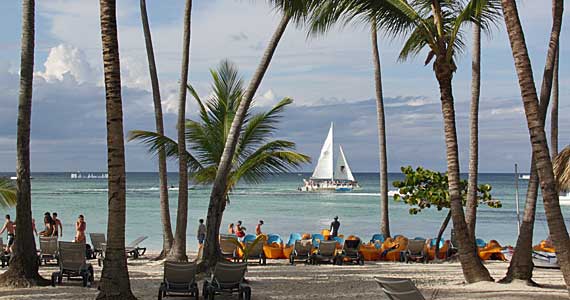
(197, 219), (206, 247)
(40, 212), (55, 237)
(74, 215), (86, 243)
(330, 216), (341, 239)
(52, 212), (63, 237)
(228, 223), (235, 234)
(0, 215), (15, 253)
(255, 220), (264, 235)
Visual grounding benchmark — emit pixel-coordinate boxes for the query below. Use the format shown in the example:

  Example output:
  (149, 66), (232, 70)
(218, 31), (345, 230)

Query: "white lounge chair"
(375, 277), (438, 300)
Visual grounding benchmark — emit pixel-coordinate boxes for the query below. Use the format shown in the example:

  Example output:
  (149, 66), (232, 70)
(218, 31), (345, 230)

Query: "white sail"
(311, 123), (334, 180)
(334, 145), (355, 181)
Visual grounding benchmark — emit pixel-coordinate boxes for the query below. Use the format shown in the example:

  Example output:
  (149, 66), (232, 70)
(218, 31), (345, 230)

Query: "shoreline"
(0, 252), (566, 299)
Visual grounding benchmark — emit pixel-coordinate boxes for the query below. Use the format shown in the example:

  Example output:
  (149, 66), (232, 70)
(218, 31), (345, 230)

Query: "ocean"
(0, 172), (564, 251)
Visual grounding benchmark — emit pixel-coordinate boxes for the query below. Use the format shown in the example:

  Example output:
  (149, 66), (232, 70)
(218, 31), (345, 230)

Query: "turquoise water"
(0, 172), (564, 250)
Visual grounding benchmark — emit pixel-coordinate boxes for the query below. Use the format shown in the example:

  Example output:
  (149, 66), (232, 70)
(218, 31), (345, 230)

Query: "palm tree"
(0, 179), (16, 209)
(500, 0), (563, 284)
(198, 0), (313, 267)
(0, 0), (48, 288)
(130, 60), (310, 264)
(168, 0), (192, 262)
(551, 48), (559, 159)
(96, 0), (136, 298)
(139, 0), (174, 260)
(307, 2), (391, 237)
(500, 0), (570, 292)
(465, 0), (501, 240)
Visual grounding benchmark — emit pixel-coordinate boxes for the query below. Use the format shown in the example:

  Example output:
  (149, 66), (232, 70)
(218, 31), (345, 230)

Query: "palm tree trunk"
(434, 57), (493, 283)
(168, 0), (192, 262)
(371, 24), (390, 237)
(465, 22), (481, 240)
(203, 14), (291, 267)
(0, 0), (48, 287)
(500, 0), (570, 293)
(500, 0), (563, 284)
(551, 48), (559, 159)
(140, 0), (173, 260)
(96, 1), (136, 299)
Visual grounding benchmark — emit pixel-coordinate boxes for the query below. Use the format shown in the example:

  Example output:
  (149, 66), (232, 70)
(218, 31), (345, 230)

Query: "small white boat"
(532, 251), (559, 269)
(9, 176), (17, 180)
(557, 190), (570, 205)
(300, 123), (359, 192)
(519, 174), (531, 180)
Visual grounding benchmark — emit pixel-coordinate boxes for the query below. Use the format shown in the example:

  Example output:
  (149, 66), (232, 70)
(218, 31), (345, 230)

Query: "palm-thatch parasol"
(553, 145), (570, 191)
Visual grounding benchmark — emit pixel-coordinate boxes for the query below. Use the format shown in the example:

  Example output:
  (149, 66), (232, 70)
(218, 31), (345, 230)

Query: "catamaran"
(300, 123), (359, 192)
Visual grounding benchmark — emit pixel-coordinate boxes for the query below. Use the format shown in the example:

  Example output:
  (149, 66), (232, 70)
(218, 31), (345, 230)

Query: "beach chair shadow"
(158, 261), (199, 300)
(51, 241), (94, 288)
(375, 277), (439, 300)
(203, 261), (251, 300)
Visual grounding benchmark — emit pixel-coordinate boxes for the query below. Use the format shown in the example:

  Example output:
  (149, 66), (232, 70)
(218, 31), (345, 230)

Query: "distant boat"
(300, 123), (359, 192)
(9, 176), (17, 180)
(519, 174), (531, 180)
(557, 190), (570, 206)
(70, 172), (108, 179)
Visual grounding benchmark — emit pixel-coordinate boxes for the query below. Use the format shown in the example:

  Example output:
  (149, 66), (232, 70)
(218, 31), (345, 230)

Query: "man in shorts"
(0, 215), (15, 253)
(197, 219), (206, 247)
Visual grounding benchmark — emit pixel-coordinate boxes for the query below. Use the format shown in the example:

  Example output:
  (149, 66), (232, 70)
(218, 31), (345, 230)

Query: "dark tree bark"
(435, 210), (452, 259)
(140, 0), (173, 260)
(551, 48), (559, 159)
(168, 0), (192, 262)
(96, 0), (136, 298)
(0, 0), (49, 287)
(371, 24), (390, 237)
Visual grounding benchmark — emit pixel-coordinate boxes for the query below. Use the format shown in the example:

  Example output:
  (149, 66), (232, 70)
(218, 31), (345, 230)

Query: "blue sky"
(0, 0), (567, 173)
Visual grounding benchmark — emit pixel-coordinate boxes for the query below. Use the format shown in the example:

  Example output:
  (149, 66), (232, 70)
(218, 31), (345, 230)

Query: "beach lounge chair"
(310, 240), (338, 265)
(38, 236), (59, 265)
(287, 233), (302, 246)
(266, 234), (282, 245)
(244, 240), (266, 265)
(125, 236), (148, 259)
(89, 233), (106, 257)
(203, 261), (251, 300)
(0, 237), (8, 268)
(242, 234), (256, 243)
(220, 235), (239, 262)
(370, 233), (387, 244)
(404, 239), (427, 263)
(375, 277), (434, 300)
(51, 241), (94, 287)
(427, 238), (450, 260)
(311, 233), (325, 248)
(289, 240), (313, 265)
(336, 238), (364, 265)
(157, 261), (199, 300)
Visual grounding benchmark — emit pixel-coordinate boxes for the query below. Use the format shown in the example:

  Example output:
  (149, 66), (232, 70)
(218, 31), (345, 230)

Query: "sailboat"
(300, 123), (359, 192)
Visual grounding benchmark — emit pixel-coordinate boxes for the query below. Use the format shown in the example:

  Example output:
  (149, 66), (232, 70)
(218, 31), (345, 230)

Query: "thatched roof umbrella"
(553, 145), (570, 191)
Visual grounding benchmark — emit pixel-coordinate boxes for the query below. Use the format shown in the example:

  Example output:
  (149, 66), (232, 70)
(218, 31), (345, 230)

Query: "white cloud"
(36, 44), (97, 83)
(490, 107), (524, 116)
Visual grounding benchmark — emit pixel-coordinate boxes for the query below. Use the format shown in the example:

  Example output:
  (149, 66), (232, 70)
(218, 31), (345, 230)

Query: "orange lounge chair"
(478, 240), (506, 261)
(359, 243), (382, 261)
(426, 238), (450, 260)
(382, 236), (408, 262)
(263, 243), (285, 259)
(533, 240), (555, 253)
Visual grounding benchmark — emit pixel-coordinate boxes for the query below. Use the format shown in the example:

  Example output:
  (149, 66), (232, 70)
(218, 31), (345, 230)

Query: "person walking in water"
(0, 215), (15, 253)
(330, 216), (341, 239)
(197, 219), (206, 247)
(74, 215), (86, 243)
(52, 212), (63, 237)
(255, 220), (264, 235)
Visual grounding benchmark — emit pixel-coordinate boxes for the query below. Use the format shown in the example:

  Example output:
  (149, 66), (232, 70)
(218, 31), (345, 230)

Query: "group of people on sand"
(227, 220), (265, 240)
(0, 213), (87, 254)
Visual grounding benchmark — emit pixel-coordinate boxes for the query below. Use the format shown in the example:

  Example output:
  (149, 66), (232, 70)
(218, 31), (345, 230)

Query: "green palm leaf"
(0, 178), (16, 208)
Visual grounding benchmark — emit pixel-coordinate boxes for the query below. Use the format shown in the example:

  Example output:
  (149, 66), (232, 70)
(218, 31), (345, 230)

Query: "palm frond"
(554, 146), (570, 191)
(0, 178), (16, 209)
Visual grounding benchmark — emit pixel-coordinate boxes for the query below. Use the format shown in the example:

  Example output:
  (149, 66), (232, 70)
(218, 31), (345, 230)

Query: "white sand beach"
(0, 252), (567, 300)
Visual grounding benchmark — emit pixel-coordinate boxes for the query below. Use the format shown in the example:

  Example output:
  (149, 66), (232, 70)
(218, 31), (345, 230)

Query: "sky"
(0, 0), (568, 173)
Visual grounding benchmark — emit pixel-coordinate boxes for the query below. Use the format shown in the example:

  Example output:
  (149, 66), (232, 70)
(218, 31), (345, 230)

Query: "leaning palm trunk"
(0, 0), (48, 287)
(371, 25), (390, 237)
(501, 0), (563, 284)
(551, 48), (559, 159)
(203, 14), (291, 266)
(169, 0), (192, 262)
(140, 0), (173, 259)
(97, 0), (136, 298)
(500, 0), (570, 293)
(434, 56), (493, 283)
(465, 22), (481, 240)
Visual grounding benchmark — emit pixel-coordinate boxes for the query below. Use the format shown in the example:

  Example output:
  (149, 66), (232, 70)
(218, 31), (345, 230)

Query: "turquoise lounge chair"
(370, 233), (386, 244)
(312, 234), (325, 248)
(286, 233), (302, 246)
(267, 234), (282, 245)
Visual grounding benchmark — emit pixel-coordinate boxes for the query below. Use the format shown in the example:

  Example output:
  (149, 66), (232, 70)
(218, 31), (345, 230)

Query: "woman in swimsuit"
(74, 215), (86, 243)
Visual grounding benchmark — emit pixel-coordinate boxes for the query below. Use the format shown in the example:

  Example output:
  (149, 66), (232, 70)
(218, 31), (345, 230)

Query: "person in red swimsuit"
(236, 221), (246, 238)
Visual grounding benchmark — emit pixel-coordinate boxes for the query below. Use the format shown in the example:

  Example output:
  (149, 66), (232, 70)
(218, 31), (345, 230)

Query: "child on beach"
(74, 215), (86, 243)
(0, 215), (15, 253)
(197, 219), (206, 247)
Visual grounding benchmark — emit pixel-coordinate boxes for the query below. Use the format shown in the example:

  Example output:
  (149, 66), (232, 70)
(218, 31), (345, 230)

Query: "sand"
(0, 252), (567, 300)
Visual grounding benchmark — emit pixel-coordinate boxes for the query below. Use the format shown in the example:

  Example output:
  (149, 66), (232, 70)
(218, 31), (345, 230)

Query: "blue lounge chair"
(312, 234), (325, 248)
(286, 233), (302, 246)
(476, 238), (487, 248)
(267, 234), (282, 245)
(333, 236), (344, 245)
(242, 234), (256, 243)
(370, 233), (386, 244)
